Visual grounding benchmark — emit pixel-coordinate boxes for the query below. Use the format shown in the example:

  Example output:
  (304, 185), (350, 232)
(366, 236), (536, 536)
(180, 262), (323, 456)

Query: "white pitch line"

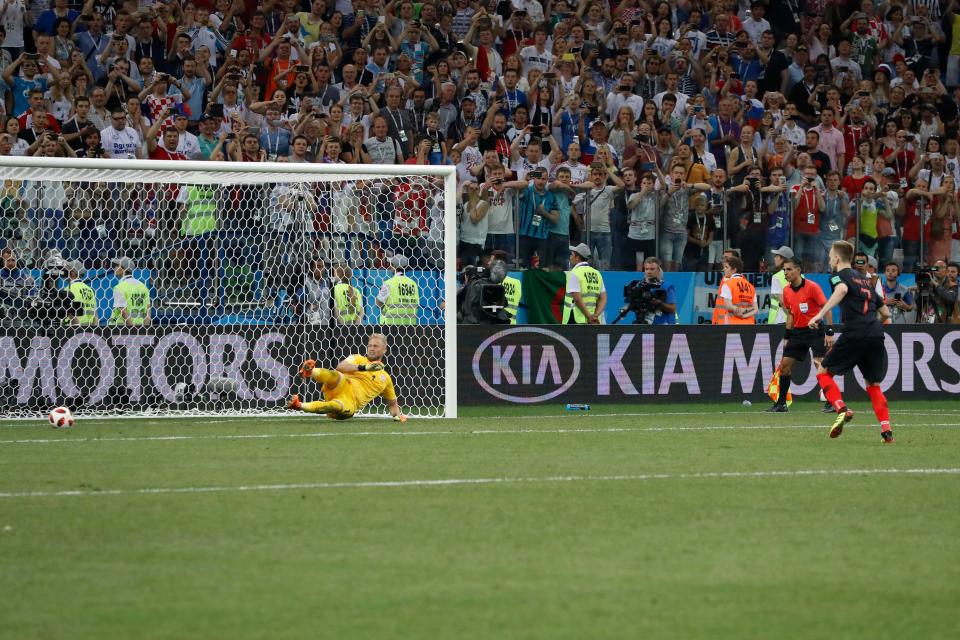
(1, 467), (958, 499)
(2, 422), (959, 445)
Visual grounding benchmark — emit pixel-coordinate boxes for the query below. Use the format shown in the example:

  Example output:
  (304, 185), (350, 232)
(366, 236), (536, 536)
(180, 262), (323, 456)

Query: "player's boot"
(287, 394), (302, 410)
(830, 407), (854, 438)
(298, 359), (316, 379)
(822, 401), (835, 413)
(881, 429), (895, 444)
(764, 403), (788, 413)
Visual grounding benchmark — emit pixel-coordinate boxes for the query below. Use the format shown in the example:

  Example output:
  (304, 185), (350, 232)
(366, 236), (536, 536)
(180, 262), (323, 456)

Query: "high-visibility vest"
(65, 280), (96, 325)
(333, 282), (362, 324)
(109, 277), (150, 325)
(182, 186), (217, 236)
(721, 275), (757, 325)
(712, 275), (728, 324)
(502, 275), (521, 324)
(381, 274), (419, 325)
(767, 270), (787, 324)
(563, 264), (603, 324)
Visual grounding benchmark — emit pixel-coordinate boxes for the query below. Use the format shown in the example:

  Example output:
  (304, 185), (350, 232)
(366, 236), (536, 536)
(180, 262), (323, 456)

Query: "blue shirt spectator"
(517, 179), (550, 240)
(33, 3), (84, 37)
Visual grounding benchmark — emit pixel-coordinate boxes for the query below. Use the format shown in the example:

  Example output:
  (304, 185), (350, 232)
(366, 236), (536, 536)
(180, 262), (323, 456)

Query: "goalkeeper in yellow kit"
(287, 333), (408, 422)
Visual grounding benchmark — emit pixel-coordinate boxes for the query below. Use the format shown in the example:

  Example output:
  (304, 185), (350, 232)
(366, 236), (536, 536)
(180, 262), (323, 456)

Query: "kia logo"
(471, 327), (581, 403)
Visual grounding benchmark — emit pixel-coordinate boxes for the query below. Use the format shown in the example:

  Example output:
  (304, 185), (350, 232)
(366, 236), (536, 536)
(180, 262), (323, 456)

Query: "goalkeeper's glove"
(393, 414), (407, 423)
(358, 362), (384, 372)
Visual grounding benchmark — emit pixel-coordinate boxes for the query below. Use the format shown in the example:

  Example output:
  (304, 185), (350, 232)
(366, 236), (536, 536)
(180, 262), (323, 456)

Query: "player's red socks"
(816, 373), (845, 411)
(866, 384), (891, 432)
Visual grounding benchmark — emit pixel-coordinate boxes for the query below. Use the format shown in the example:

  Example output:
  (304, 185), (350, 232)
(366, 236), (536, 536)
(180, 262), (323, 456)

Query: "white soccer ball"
(48, 406), (74, 429)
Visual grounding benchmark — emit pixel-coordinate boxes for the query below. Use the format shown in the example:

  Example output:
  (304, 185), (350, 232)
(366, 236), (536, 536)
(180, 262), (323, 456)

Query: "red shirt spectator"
(791, 181), (823, 235)
(18, 110), (61, 134)
(843, 122), (871, 165)
(393, 182), (428, 236)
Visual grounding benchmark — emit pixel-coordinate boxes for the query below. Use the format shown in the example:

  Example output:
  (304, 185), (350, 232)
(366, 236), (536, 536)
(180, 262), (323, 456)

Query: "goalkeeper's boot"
(298, 359), (316, 379)
(830, 407), (854, 438)
(287, 394), (302, 410)
(881, 429), (895, 444)
(822, 401), (835, 413)
(764, 403), (788, 413)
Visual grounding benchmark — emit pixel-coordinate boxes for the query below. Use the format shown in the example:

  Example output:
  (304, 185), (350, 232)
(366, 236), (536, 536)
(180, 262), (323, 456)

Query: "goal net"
(0, 157), (458, 419)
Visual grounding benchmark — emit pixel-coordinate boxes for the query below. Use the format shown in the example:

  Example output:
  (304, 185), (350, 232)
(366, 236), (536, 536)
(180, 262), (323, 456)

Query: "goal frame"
(0, 156), (459, 419)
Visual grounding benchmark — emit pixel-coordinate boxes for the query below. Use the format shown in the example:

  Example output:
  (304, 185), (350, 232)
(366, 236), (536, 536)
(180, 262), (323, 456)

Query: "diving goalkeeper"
(287, 333), (407, 422)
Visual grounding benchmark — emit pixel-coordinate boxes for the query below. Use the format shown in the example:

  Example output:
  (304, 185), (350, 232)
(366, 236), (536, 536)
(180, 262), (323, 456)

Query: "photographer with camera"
(931, 261), (960, 324)
(616, 256), (677, 325)
(563, 244), (606, 324)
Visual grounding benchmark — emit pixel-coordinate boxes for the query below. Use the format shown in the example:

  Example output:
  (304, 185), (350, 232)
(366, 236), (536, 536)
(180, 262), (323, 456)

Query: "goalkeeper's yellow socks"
(310, 368), (337, 385)
(302, 399), (344, 414)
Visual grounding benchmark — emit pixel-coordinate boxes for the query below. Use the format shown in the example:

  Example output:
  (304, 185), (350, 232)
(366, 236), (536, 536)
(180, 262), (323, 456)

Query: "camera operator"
(26, 256), (82, 327)
(457, 261), (510, 325)
(637, 257), (677, 324)
(932, 261), (960, 323)
(563, 243), (606, 324)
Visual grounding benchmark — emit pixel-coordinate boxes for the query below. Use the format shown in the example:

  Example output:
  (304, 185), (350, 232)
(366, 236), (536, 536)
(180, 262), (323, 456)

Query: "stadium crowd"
(0, 0), (959, 280)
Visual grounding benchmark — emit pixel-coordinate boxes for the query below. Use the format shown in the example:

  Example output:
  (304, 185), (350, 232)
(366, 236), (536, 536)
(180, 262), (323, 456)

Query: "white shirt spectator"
(554, 160), (589, 184)
(2, 0), (26, 48)
(692, 147), (718, 173)
(510, 155), (552, 181)
(605, 91), (644, 123)
(363, 135), (402, 163)
(519, 46), (552, 77)
(511, 0), (545, 24)
(677, 28), (708, 58)
(830, 56), (862, 83)
(742, 17), (771, 43)
(483, 186), (515, 234)
(100, 124), (141, 158)
(177, 130), (202, 159)
(779, 121), (806, 146)
(653, 90), (689, 118)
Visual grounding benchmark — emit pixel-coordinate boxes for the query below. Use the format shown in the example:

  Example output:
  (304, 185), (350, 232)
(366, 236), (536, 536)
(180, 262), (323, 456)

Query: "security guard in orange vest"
(712, 248), (740, 324)
(715, 254), (758, 324)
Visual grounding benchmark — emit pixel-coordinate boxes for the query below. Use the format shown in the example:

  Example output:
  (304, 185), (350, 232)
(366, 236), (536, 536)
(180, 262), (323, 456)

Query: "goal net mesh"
(0, 162), (453, 419)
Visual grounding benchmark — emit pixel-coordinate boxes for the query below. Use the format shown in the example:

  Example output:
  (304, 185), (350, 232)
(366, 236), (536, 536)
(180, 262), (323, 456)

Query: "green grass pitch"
(1, 401), (959, 639)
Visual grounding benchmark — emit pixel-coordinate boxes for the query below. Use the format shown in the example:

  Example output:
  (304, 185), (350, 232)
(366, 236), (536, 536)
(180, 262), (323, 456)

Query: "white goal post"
(0, 156), (458, 419)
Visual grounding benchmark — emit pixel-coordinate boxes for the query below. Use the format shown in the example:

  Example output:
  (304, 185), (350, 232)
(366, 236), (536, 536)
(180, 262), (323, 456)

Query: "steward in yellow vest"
(502, 274), (521, 324)
(108, 257), (151, 326)
(333, 264), (364, 325)
(182, 185), (217, 237)
(767, 246), (794, 324)
(563, 243), (607, 324)
(63, 260), (96, 325)
(376, 255), (419, 325)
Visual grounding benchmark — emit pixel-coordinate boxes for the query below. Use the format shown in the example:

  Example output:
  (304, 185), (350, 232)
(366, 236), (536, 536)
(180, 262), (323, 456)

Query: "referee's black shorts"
(822, 335), (887, 382)
(783, 328), (827, 362)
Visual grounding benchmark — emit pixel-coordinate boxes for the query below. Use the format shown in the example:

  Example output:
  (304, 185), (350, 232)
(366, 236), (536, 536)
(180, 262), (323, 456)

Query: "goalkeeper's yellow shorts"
(323, 375), (358, 419)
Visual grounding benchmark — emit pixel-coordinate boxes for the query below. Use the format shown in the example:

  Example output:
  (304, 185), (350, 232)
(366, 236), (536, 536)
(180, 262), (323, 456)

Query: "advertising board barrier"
(460, 325), (960, 404)
(0, 326), (445, 417)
